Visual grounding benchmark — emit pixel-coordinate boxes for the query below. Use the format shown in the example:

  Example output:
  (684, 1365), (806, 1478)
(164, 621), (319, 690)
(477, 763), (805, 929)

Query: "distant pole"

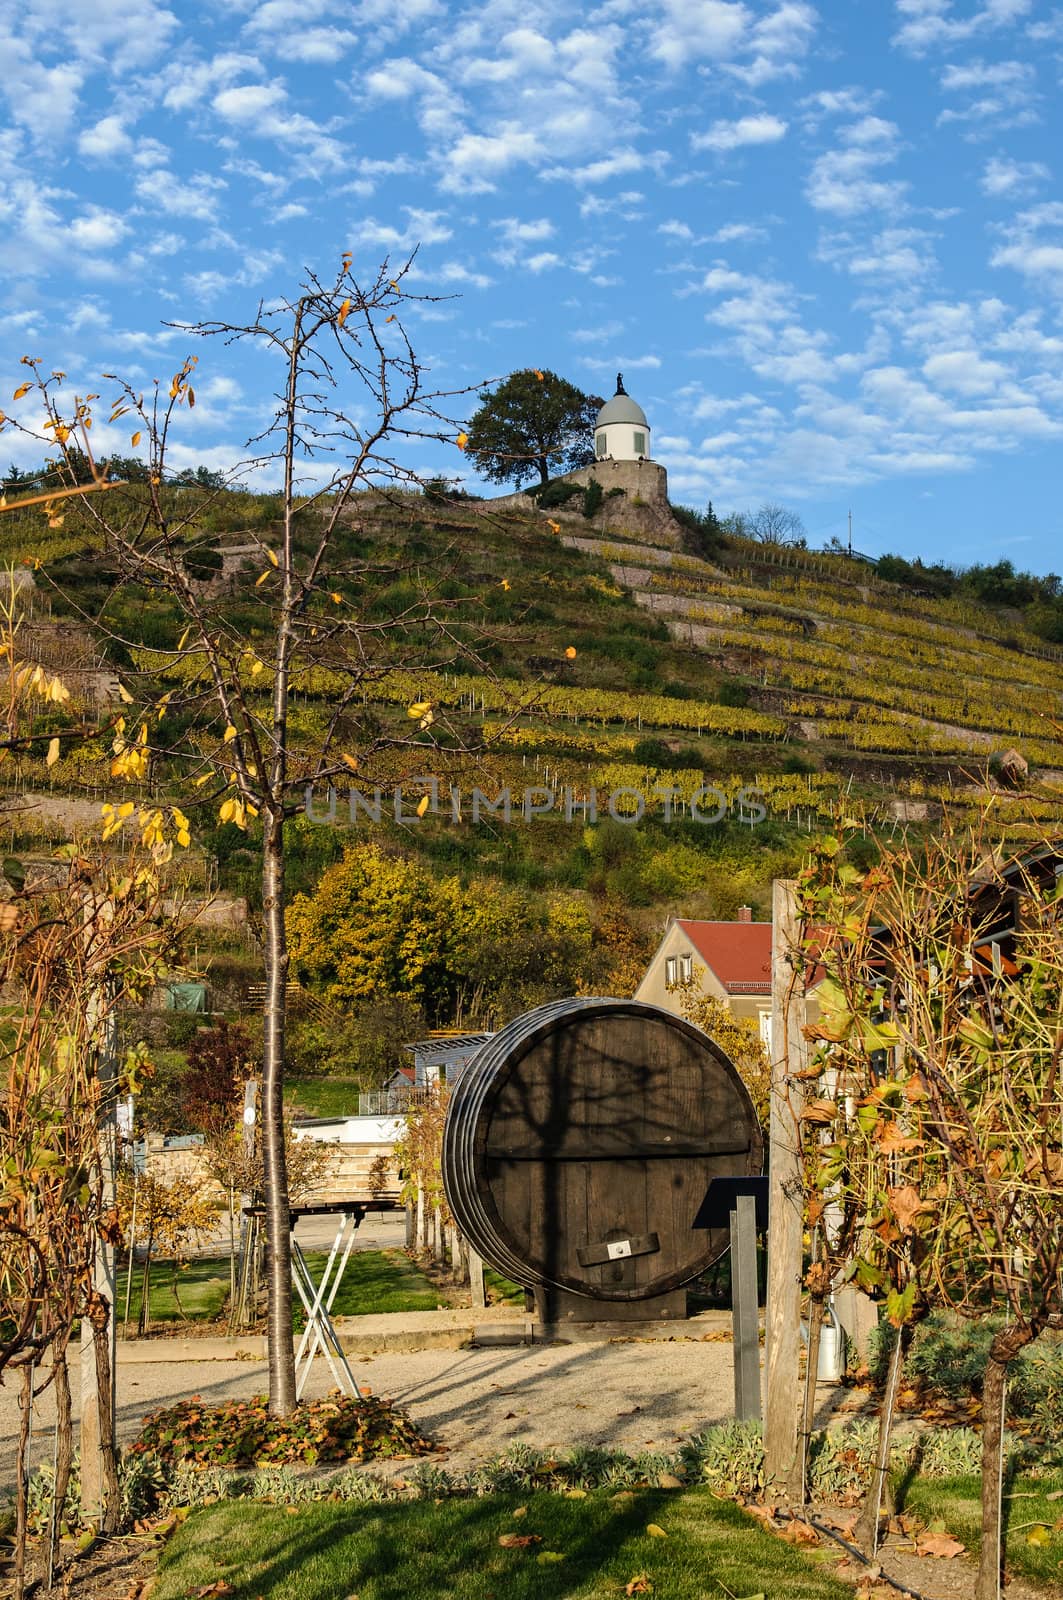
(847, 509), (852, 558)
(765, 880), (808, 1489)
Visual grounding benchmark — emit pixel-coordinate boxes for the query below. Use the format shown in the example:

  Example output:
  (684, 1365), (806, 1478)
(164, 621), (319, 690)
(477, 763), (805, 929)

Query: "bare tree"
(750, 502), (806, 546)
(2, 255), (506, 1413)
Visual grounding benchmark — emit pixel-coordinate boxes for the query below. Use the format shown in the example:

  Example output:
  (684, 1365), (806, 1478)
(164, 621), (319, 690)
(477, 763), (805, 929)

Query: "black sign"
(692, 1176), (769, 1231)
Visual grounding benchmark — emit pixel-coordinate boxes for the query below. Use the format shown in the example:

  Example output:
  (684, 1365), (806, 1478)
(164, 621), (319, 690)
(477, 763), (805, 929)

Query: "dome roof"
(596, 391), (649, 429)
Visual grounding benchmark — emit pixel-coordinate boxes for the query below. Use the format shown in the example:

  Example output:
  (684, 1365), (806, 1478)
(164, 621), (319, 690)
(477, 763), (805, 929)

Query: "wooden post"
(467, 1245), (487, 1310)
(416, 1184), (427, 1254)
(765, 879), (807, 1488)
(81, 997), (118, 1528)
(730, 1193), (761, 1422)
(446, 1224), (461, 1279)
(405, 1198), (415, 1250)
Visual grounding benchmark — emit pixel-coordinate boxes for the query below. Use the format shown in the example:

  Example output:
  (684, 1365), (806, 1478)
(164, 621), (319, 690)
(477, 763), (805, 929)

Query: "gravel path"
(0, 1335), (743, 1494)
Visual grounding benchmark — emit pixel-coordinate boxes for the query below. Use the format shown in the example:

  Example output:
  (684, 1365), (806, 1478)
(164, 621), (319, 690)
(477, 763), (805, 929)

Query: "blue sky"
(2, 0), (1063, 571)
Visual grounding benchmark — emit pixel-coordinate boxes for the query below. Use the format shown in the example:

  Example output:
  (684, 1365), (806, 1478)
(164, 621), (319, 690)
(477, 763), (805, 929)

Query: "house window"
(633, 430), (646, 455)
(759, 1012), (773, 1054)
(679, 953), (693, 983)
(665, 956), (677, 986)
(596, 431), (608, 458)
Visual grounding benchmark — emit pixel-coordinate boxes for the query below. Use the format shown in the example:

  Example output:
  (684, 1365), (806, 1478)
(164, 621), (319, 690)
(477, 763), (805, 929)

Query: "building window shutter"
(665, 956), (678, 986)
(633, 431), (646, 455)
(596, 431), (607, 458)
(680, 953), (693, 983)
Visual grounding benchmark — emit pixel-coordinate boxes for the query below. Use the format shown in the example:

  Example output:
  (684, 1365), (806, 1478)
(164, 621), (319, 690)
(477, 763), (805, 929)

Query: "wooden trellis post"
(764, 879), (808, 1488)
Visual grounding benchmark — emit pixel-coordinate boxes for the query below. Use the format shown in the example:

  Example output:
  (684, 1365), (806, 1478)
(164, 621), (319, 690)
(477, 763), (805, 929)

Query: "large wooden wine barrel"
(443, 997), (763, 1319)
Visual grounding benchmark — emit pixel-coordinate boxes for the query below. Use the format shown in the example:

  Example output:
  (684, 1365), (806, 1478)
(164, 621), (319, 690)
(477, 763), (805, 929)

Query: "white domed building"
(491, 371), (678, 547)
(594, 376), (652, 463)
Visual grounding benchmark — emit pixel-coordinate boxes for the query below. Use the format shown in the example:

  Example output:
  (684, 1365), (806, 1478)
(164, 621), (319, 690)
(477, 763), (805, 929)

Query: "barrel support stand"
(291, 1208), (366, 1401)
(730, 1193), (761, 1422)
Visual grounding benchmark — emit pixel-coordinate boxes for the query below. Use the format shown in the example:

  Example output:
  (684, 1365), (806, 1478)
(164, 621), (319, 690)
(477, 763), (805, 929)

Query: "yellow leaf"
(131, 431), (142, 447)
(337, 297), (352, 328)
(534, 369), (544, 380)
(547, 519), (561, 533)
(385, 314), (396, 323)
(194, 773), (212, 787)
(12, 382), (31, 400)
(455, 432), (468, 451)
(117, 683), (134, 704)
(408, 700), (432, 719)
(176, 626), (192, 651)
(219, 798), (236, 824)
(266, 549), (279, 567)
(500, 578), (511, 591)
(330, 592), (342, 604)
(46, 736), (60, 767)
(341, 753), (359, 772)
(565, 646), (577, 659)
(223, 724), (237, 743)
(256, 570), (271, 586)
(416, 793), (430, 817)
(118, 801), (135, 819)
(646, 1524), (668, 1539)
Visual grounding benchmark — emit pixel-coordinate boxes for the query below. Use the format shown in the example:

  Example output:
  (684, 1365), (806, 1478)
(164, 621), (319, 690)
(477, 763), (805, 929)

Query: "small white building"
(594, 374), (651, 463)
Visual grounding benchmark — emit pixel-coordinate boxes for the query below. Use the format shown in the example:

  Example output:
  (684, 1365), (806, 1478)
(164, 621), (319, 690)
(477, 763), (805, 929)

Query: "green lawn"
(296, 1248), (444, 1321)
(485, 1267), (526, 1306)
(283, 1077), (363, 1119)
(154, 1489), (853, 1600)
(899, 1470), (1063, 1590)
(118, 1257), (231, 1329)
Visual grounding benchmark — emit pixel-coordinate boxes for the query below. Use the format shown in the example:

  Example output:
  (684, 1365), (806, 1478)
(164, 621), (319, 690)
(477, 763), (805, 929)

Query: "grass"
(117, 1256), (231, 1329)
(296, 1249), (445, 1321)
(899, 1470), (1063, 1590)
(153, 1488), (854, 1600)
(485, 1267), (526, 1306)
(284, 1077), (363, 1119)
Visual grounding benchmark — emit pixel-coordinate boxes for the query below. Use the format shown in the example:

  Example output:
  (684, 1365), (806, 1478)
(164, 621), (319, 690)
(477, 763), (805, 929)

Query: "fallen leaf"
(657, 1474), (683, 1489)
(1026, 1525), (1051, 1547)
(645, 1524), (668, 1539)
(914, 1531), (964, 1559)
(565, 1488), (587, 1499)
(498, 1533), (541, 1549)
(781, 1520), (819, 1546)
(512, 1505), (527, 1518)
(565, 646), (577, 659)
(625, 1576), (653, 1596)
(537, 1552), (565, 1564)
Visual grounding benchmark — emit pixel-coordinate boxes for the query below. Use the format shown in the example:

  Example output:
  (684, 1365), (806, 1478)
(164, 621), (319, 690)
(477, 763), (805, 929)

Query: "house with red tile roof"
(635, 907), (775, 1048)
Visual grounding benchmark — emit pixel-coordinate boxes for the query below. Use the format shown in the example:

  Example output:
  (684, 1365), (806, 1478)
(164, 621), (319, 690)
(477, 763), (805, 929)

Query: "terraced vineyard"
(4, 488), (1060, 893)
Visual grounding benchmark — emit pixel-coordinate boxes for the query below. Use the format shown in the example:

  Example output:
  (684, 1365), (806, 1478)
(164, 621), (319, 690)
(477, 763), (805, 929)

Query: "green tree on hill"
(464, 368), (601, 488)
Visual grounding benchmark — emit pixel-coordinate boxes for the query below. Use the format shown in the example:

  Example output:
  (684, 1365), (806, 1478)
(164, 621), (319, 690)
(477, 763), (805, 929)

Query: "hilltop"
(1, 480), (1059, 964)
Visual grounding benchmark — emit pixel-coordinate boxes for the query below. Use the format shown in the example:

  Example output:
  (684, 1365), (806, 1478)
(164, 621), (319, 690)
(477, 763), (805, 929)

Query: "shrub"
(685, 1420), (765, 1498)
(582, 478), (604, 518)
(129, 1393), (433, 1467)
(718, 680), (751, 708)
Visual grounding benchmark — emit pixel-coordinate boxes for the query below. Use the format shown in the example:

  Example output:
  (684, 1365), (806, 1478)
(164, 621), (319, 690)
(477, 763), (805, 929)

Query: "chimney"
(737, 905), (752, 923)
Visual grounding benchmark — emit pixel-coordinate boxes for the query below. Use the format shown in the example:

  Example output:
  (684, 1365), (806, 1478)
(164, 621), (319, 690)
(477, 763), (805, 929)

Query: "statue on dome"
(615, 372), (627, 395)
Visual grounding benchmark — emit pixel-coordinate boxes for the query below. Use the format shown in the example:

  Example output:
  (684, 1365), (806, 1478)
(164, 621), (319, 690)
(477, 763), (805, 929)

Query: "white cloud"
(648, 0), (750, 70)
(134, 168), (226, 221)
(438, 126), (543, 193)
(578, 353), (662, 370)
(243, 0), (358, 61)
(712, 221), (769, 242)
(894, 0), (1034, 54)
(350, 208), (453, 251)
(69, 207), (128, 252)
(161, 53), (265, 114)
(991, 201), (1063, 289)
(692, 113), (788, 151)
(212, 79), (343, 167)
(78, 115), (132, 160)
(923, 348), (1008, 392)
(806, 116), (906, 216)
(981, 155), (1050, 196)
(659, 219), (694, 239)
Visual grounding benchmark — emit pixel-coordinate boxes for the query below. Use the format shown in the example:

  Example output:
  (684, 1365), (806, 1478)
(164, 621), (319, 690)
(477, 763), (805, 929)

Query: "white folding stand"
(291, 1206), (365, 1400)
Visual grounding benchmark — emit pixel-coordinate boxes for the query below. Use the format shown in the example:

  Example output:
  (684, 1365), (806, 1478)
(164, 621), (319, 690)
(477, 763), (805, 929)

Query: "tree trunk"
(856, 1320), (909, 1554)
(89, 1293), (121, 1534)
(138, 1249), (151, 1336)
(977, 1323), (1035, 1600)
(50, 1344), (74, 1585)
(13, 1360), (32, 1600)
(791, 1289), (826, 1504)
(262, 811), (296, 1414)
(537, 457), (549, 485)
